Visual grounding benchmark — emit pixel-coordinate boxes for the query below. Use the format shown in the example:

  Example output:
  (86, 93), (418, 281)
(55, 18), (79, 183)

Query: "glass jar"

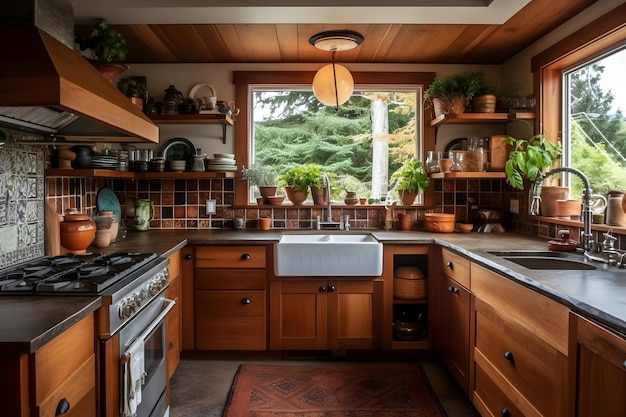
(192, 154), (207, 172)
(606, 190), (626, 227)
(426, 151), (442, 173)
(449, 150), (465, 172)
(464, 137), (487, 172)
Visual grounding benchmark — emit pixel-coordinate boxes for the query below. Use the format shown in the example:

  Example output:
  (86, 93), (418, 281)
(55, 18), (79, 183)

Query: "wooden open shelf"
(45, 169), (236, 179)
(430, 112), (535, 127)
(149, 113), (234, 143)
(430, 172), (506, 179)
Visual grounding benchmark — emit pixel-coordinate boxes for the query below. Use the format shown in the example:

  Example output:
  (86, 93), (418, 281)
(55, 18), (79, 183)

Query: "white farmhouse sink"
(275, 233), (383, 276)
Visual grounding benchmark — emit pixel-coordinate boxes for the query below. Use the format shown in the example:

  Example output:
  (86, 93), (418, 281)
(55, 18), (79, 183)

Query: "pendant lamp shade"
(309, 30), (363, 108)
(312, 63), (354, 107)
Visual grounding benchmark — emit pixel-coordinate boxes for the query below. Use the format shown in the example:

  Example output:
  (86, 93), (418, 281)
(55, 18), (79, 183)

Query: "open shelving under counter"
(148, 113), (234, 144)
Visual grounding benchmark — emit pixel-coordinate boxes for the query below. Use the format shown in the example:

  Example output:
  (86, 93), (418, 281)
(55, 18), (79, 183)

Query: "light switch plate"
(206, 199), (216, 215)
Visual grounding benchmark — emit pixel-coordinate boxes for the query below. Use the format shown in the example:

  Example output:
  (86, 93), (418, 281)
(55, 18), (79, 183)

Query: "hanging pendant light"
(309, 30), (363, 109)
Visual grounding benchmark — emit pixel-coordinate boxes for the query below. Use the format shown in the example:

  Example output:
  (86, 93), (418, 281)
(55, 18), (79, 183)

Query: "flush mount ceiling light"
(309, 30), (363, 109)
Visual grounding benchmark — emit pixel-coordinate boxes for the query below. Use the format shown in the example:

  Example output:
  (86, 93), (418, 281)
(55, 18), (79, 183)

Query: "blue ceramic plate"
(96, 187), (122, 221)
(160, 137), (196, 163)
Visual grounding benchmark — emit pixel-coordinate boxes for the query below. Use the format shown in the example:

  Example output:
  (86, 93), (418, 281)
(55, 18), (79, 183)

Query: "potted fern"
(504, 134), (562, 190)
(390, 159), (430, 205)
(424, 72), (483, 117)
(75, 18), (128, 82)
(241, 164), (279, 203)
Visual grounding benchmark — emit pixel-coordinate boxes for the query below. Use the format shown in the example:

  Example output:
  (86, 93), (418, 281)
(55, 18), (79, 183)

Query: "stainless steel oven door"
(120, 296), (175, 417)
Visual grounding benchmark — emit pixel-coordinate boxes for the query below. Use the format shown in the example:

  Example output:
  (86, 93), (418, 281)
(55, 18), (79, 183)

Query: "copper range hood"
(0, 3), (158, 143)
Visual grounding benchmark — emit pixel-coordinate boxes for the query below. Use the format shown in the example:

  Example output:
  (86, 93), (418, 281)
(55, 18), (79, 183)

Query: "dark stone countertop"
(3, 227), (626, 354)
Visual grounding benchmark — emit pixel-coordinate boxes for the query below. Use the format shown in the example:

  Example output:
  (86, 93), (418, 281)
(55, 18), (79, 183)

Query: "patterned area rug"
(222, 364), (448, 417)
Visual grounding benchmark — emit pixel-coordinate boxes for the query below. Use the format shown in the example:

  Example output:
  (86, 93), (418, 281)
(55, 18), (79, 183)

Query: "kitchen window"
(233, 72), (436, 206)
(532, 6), (626, 201)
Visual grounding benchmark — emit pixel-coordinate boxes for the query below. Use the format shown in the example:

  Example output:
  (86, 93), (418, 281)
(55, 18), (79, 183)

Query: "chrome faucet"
(323, 173), (332, 223)
(531, 167), (593, 254)
(316, 173), (347, 230)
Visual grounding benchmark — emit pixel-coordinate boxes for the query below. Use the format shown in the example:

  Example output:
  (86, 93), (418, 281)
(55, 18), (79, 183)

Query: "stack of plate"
(89, 154), (118, 170)
(205, 153), (237, 172)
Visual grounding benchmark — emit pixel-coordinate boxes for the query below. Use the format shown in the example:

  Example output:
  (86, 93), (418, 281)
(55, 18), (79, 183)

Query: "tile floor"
(169, 358), (480, 417)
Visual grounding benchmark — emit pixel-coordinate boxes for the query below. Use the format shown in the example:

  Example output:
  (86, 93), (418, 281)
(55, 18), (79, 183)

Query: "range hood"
(0, 26), (158, 143)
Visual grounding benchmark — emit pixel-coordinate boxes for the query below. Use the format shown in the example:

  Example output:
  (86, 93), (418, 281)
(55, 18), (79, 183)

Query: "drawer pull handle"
(501, 408), (510, 417)
(241, 253), (251, 260)
(504, 351), (514, 362)
(56, 398), (70, 415)
(319, 286), (326, 292)
(447, 285), (459, 295)
(241, 297), (252, 304)
(446, 261), (453, 270)
(623, 360), (626, 368)
(327, 285), (336, 292)
(184, 253), (193, 260)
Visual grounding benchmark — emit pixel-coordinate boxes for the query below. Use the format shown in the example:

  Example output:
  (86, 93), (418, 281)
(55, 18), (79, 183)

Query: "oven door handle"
(123, 298), (175, 361)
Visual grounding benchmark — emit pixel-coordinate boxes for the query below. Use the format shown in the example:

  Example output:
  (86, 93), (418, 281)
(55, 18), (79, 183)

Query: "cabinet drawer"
(473, 364), (526, 417)
(475, 298), (568, 417)
(34, 314), (94, 403)
(195, 290), (266, 350)
(195, 246), (266, 268)
(442, 248), (470, 288)
(36, 355), (96, 417)
(166, 301), (181, 379)
(471, 263), (569, 355)
(195, 269), (266, 290)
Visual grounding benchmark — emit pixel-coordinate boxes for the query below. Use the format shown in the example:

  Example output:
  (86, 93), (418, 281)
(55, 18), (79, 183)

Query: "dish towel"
(123, 339), (146, 417)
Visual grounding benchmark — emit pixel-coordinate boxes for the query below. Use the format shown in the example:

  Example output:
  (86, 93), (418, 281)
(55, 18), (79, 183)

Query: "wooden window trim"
(531, 3), (626, 145)
(232, 71), (436, 206)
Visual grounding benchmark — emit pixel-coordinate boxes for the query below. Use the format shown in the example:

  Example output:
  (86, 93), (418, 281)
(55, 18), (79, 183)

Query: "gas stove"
(0, 252), (158, 294)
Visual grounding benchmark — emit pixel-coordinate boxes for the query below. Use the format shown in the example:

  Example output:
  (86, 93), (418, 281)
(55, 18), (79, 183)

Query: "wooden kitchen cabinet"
(269, 279), (382, 350)
(471, 263), (570, 417)
(439, 248), (471, 395)
(194, 245), (267, 350)
(166, 250), (182, 380)
(569, 312), (626, 416)
(0, 314), (97, 417)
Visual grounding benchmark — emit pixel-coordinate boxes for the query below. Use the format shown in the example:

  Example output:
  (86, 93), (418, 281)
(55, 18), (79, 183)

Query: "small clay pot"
(258, 218), (271, 230)
(93, 228), (112, 248)
(60, 213), (96, 254)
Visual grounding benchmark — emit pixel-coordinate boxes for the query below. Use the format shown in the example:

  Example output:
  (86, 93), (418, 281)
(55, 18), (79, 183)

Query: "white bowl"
(214, 153), (235, 159)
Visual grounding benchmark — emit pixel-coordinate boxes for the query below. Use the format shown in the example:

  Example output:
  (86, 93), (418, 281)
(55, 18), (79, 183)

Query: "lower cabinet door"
(440, 275), (470, 394)
(195, 290), (266, 350)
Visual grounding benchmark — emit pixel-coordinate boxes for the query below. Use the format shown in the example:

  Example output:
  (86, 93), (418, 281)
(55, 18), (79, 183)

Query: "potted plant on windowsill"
(75, 18), (128, 83)
(390, 159), (430, 205)
(504, 134), (562, 190)
(303, 164), (327, 205)
(241, 164), (279, 204)
(280, 166), (312, 205)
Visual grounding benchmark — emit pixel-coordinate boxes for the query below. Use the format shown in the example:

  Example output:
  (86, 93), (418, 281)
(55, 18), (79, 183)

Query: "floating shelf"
(46, 169), (236, 179)
(149, 113), (234, 144)
(430, 172), (506, 179)
(430, 112), (535, 128)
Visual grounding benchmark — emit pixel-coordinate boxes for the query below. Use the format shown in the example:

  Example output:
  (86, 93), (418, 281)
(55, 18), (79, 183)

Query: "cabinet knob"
(504, 351), (514, 362)
(169, 342), (174, 350)
(501, 408), (510, 417)
(446, 261), (454, 270)
(447, 285), (459, 295)
(319, 286), (326, 292)
(241, 253), (251, 260)
(184, 253), (193, 260)
(55, 398), (70, 415)
(241, 297), (252, 304)
(327, 285), (336, 292)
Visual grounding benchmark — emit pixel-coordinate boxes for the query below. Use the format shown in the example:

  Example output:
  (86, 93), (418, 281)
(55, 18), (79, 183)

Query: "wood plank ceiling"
(75, 0), (597, 65)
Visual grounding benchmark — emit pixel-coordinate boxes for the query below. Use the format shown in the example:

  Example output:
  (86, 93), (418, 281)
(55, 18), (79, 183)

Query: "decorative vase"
(133, 199), (154, 231)
(93, 228), (112, 248)
(285, 186), (308, 205)
(59, 213), (96, 254)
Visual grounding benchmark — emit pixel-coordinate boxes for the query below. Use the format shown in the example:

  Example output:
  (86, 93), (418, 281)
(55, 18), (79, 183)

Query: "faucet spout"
(323, 173), (332, 222)
(532, 167), (593, 253)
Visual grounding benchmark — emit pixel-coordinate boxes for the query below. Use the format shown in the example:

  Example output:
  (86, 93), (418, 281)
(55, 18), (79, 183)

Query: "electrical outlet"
(510, 199), (520, 214)
(206, 199), (216, 215)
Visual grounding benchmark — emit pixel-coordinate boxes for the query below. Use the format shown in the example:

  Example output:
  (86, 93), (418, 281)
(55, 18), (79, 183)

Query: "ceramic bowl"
(424, 213), (455, 233)
(266, 196), (285, 206)
(456, 223), (473, 233)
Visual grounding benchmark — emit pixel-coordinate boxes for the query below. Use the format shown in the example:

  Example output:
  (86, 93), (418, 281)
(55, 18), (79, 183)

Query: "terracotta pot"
(93, 228), (112, 248)
(399, 190), (417, 206)
(540, 186), (569, 217)
(424, 213), (455, 233)
(472, 94), (497, 113)
(432, 97), (466, 117)
(258, 217), (271, 230)
(398, 213), (412, 231)
(59, 213), (96, 254)
(88, 60), (128, 83)
(555, 199), (581, 220)
(310, 186), (327, 205)
(259, 186), (277, 203)
(285, 186), (308, 205)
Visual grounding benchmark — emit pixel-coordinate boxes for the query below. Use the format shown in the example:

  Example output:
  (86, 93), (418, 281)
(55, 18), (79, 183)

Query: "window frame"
(531, 3), (626, 168)
(232, 71), (436, 206)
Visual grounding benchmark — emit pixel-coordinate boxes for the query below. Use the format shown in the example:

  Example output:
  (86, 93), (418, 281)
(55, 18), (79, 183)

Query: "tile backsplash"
(0, 129), (46, 269)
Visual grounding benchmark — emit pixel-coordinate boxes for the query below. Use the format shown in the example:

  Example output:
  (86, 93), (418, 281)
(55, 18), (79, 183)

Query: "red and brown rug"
(222, 363), (447, 417)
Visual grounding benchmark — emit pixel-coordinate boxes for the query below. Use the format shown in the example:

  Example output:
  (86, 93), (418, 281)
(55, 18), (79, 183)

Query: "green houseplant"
(425, 71), (494, 116)
(75, 18), (128, 82)
(117, 77), (147, 109)
(390, 159), (430, 205)
(504, 134), (562, 190)
(242, 164), (279, 202)
(280, 165), (311, 204)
